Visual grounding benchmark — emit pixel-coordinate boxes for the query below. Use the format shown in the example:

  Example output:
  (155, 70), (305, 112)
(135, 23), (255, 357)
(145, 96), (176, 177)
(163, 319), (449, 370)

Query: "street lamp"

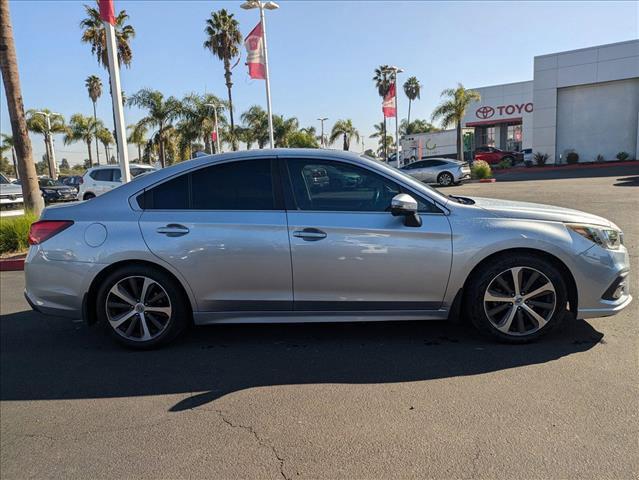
(204, 103), (222, 154)
(382, 66), (403, 166)
(34, 111), (62, 179)
(317, 117), (328, 147)
(241, 0), (279, 148)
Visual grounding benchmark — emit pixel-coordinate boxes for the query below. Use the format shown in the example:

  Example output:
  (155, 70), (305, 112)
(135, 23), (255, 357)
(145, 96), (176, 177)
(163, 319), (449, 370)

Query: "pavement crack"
(214, 409), (290, 480)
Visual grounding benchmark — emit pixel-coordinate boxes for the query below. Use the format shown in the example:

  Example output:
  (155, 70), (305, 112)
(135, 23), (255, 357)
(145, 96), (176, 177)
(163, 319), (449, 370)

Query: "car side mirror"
(390, 193), (422, 227)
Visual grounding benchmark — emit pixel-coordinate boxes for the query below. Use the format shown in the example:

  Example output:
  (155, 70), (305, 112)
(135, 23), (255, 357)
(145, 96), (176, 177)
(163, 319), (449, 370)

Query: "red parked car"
(474, 146), (523, 165)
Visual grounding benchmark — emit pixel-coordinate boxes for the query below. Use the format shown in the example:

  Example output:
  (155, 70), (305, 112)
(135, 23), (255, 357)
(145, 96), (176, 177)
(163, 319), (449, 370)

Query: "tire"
(465, 253), (567, 343)
(96, 265), (190, 349)
(83, 192), (96, 200)
(437, 171), (454, 186)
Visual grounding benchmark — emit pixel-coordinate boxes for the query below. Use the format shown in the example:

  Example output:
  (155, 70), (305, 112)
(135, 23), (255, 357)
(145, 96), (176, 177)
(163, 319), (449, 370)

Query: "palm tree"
(376, 135), (393, 158)
(64, 113), (102, 166)
(370, 121), (393, 155)
(180, 93), (227, 154)
(400, 119), (439, 136)
(403, 76), (421, 126)
(128, 88), (181, 168)
(241, 105), (269, 149)
(273, 115), (299, 147)
(204, 9), (242, 150)
(96, 126), (114, 163)
(26, 109), (66, 176)
(431, 83), (481, 162)
(127, 123), (147, 162)
(330, 119), (360, 151)
(85, 74), (103, 164)
(236, 126), (255, 150)
(0, 0), (43, 213)
(373, 65), (392, 159)
(80, 0), (135, 69)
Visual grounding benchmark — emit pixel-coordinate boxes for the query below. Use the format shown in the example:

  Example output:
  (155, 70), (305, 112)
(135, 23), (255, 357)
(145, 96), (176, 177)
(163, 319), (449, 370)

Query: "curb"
(494, 160), (638, 175)
(466, 178), (496, 183)
(0, 255), (26, 272)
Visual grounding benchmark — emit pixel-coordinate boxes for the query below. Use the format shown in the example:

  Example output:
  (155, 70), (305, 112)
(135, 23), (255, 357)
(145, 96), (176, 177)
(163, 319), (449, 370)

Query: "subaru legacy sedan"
(24, 149), (631, 348)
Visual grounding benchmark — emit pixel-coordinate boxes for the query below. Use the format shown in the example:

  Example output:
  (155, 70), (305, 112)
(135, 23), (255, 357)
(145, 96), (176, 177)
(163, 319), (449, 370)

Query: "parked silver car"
(24, 149), (631, 348)
(0, 173), (23, 209)
(401, 158), (471, 186)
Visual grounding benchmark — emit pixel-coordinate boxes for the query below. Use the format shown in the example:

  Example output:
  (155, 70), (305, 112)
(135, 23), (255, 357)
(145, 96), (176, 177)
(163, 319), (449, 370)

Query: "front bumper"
(574, 245), (632, 319)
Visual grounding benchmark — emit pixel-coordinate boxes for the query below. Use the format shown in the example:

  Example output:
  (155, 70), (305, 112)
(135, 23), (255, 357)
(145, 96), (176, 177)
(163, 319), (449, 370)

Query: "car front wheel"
(465, 254), (568, 343)
(96, 265), (189, 348)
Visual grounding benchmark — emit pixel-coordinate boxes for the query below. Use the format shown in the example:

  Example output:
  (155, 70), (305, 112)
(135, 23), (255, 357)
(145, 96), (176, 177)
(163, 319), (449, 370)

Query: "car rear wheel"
(465, 254), (568, 343)
(96, 265), (189, 349)
(83, 192), (96, 200)
(437, 172), (454, 186)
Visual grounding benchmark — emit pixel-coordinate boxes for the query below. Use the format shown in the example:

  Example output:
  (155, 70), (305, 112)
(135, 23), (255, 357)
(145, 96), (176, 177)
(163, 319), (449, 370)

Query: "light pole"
(317, 117), (328, 147)
(34, 111), (61, 179)
(204, 103), (222, 154)
(382, 66), (403, 166)
(241, 0), (278, 148)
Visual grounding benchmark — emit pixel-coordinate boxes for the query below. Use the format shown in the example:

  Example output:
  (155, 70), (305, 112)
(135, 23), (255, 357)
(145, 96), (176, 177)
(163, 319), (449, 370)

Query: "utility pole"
(317, 117), (328, 147)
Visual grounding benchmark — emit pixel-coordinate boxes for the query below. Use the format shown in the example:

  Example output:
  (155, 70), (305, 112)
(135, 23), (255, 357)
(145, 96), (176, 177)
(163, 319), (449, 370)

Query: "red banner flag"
(245, 22), (266, 80)
(211, 131), (218, 142)
(382, 82), (396, 118)
(98, 0), (116, 25)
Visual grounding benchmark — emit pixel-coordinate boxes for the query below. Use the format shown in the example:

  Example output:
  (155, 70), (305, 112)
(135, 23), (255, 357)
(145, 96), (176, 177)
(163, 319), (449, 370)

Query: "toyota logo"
(476, 106), (495, 119)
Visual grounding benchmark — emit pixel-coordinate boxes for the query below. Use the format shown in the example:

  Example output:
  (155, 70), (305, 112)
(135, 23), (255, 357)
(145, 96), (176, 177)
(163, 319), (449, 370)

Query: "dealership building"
(461, 39), (639, 163)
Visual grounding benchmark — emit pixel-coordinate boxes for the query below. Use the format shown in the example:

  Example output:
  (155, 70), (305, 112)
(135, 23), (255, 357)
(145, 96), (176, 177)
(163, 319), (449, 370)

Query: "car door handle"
(156, 224), (190, 237)
(293, 228), (327, 241)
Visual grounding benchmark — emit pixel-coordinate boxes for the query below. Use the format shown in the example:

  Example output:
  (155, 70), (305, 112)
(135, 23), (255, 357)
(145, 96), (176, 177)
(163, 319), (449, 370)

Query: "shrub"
(565, 151), (579, 164)
(595, 154), (605, 163)
(533, 152), (549, 166)
(493, 158), (512, 170)
(0, 212), (38, 254)
(471, 160), (492, 179)
(524, 159), (534, 168)
(616, 151), (630, 161)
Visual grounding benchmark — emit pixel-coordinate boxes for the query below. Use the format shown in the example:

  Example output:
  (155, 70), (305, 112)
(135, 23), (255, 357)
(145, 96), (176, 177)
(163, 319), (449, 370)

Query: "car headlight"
(567, 224), (623, 250)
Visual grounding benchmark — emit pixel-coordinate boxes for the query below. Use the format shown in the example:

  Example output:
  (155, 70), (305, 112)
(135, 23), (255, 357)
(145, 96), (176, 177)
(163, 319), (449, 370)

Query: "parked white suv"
(78, 164), (156, 200)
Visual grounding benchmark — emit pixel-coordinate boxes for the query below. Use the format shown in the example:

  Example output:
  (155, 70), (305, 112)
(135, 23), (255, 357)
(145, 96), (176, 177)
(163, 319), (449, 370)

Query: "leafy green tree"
(235, 126), (256, 150)
(59, 158), (70, 172)
(0, 133), (17, 177)
(63, 113), (102, 166)
(128, 88), (181, 167)
(85, 74), (103, 164)
(330, 119), (360, 151)
(287, 130), (319, 148)
(431, 83), (480, 162)
(403, 76), (421, 126)
(26, 109), (66, 174)
(80, 0), (135, 68)
(204, 9), (242, 150)
(241, 105), (269, 149)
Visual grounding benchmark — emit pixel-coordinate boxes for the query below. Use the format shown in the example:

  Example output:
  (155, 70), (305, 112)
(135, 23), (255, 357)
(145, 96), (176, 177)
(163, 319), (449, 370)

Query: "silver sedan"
(400, 158), (471, 186)
(24, 149), (631, 348)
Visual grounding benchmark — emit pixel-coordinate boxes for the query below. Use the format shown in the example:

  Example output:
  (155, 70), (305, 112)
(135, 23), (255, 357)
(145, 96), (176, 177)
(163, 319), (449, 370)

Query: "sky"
(1, 0), (638, 166)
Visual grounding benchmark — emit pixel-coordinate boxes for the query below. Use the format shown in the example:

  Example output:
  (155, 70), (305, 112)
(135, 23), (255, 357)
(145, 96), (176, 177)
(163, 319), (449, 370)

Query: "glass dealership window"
(477, 127), (496, 147)
(506, 124), (522, 151)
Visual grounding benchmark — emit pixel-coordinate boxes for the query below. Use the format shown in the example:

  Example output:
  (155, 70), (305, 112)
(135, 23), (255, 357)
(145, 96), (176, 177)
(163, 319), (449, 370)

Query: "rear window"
(138, 159), (276, 210)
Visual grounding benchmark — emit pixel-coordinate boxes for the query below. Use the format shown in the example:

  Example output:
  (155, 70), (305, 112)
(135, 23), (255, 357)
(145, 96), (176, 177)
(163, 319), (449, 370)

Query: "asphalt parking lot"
(1, 171), (638, 479)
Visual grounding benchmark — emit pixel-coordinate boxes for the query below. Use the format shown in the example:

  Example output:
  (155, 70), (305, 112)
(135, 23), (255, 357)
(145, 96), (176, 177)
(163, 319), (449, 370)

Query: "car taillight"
(28, 220), (74, 245)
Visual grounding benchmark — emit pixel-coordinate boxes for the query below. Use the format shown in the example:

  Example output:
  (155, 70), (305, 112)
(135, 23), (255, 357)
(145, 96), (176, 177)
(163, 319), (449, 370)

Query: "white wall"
(556, 79), (639, 161)
(533, 40), (639, 163)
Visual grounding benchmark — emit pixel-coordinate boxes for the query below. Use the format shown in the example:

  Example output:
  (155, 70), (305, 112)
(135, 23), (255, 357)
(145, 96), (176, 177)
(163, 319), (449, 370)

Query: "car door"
(405, 160), (431, 181)
(138, 157), (293, 312)
(282, 156), (452, 311)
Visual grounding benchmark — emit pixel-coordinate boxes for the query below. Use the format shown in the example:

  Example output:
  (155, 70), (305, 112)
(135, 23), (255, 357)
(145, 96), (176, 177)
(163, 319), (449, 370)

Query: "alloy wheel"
(439, 173), (453, 186)
(483, 267), (556, 336)
(105, 276), (172, 342)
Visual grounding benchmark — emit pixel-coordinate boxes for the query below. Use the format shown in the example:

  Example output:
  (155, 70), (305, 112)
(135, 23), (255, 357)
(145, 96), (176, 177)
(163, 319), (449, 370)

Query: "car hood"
(41, 185), (72, 191)
(469, 196), (615, 228)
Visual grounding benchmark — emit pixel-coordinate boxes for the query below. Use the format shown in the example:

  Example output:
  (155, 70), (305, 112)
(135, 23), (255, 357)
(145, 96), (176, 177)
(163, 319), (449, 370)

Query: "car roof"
(88, 163), (153, 170)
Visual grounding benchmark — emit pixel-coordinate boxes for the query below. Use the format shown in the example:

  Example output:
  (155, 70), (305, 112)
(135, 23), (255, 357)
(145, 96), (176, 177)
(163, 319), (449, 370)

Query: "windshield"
(131, 167), (156, 177)
(0, 173), (9, 184)
(39, 178), (63, 187)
